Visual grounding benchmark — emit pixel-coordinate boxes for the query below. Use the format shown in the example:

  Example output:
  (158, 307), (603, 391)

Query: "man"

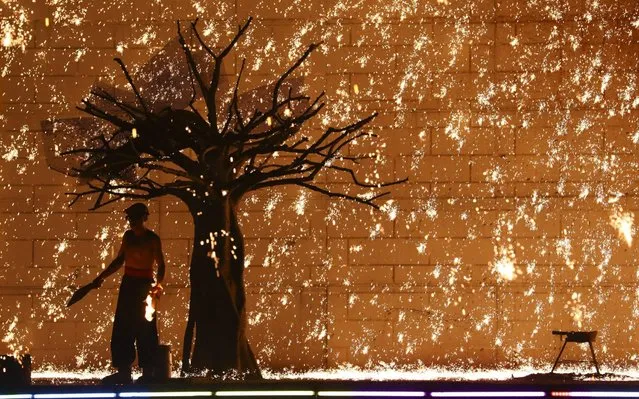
(92, 203), (167, 384)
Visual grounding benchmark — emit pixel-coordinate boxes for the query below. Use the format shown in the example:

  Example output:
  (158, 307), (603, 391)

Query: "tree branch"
(114, 58), (150, 115)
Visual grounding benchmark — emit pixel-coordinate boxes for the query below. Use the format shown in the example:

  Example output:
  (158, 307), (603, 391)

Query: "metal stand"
(550, 330), (600, 374)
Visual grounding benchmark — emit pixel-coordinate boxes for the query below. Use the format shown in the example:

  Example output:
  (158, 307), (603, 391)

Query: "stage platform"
(5, 373), (639, 398)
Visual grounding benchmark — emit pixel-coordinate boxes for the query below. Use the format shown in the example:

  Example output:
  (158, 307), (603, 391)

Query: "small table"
(550, 330), (600, 374)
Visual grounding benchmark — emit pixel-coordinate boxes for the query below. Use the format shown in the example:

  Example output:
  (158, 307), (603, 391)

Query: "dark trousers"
(111, 275), (158, 371)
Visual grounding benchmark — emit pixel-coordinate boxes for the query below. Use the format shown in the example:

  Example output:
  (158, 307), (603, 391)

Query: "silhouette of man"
(92, 203), (166, 384)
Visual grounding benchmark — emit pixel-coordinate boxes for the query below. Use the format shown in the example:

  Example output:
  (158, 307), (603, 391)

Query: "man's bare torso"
(123, 229), (159, 272)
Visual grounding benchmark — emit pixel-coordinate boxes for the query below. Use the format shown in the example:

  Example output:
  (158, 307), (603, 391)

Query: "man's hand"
(150, 283), (164, 298)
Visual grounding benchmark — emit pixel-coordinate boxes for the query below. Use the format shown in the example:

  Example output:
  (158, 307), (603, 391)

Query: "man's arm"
(93, 232), (128, 286)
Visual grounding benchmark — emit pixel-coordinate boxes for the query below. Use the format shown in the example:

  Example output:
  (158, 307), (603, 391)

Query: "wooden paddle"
(67, 280), (100, 307)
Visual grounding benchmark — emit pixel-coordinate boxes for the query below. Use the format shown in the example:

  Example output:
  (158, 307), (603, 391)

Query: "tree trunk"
(181, 197), (261, 379)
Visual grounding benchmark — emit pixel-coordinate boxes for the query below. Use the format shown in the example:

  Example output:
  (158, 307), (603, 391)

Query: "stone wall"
(1, 0), (639, 372)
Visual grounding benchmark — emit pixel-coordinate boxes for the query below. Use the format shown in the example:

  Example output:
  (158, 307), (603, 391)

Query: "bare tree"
(43, 18), (406, 378)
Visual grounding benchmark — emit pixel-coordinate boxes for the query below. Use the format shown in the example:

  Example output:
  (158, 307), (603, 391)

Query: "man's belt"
(124, 267), (154, 279)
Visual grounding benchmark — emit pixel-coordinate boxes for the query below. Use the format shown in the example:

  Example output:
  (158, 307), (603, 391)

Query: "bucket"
(155, 344), (171, 380)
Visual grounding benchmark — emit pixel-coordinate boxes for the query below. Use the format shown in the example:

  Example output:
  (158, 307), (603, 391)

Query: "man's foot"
(135, 372), (156, 384)
(101, 371), (133, 385)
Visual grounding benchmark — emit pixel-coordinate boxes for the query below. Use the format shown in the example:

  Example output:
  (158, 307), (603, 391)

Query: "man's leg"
(137, 312), (159, 378)
(134, 278), (159, 381)
(104, 277), (136, 383)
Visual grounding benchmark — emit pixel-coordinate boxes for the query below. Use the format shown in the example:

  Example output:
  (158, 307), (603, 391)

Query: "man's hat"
(124, 202), (149, 218)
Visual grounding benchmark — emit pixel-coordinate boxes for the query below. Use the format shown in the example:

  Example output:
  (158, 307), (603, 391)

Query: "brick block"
(65, 288), (119, 322)
(328, 319), (393, 349)
(1, 157), (71, 185)
(394, 265), (439, 285)
(432, 127), (498, 155)
(561, 44), (618, 75)
(0, 185), (33, 212)
(426, 73), (476, 101)
(496, 43), (562, 72)
(113, 23), (177, 50)
(429, 237), (494, 264)
(471, 155), (562, 183)
(162, 239), (190, 269)
(33, 239), (110, 269)
(431, 182), (514, 198)
(496, 0), (583, 20)
(245, 237), (326, 268)
(268, 21), (349, 50)
(346, 265), (394, 284)
(516, 127), (554, 155)
(1, 76), (36, 103)
(614, 44), (639, 71)
(0, 294), (32, 321)
(350, 127), (429, 157)
(351, 22), (433, 47)
(471, 44), (494, 73)
(240, 185), (325, 212)
(34, 185), (87, 213)
(321, 264), (394, 286)
(349, 239), (429, 265)
(470, 23), (496, 45)
(34, 21), (115, 49)
(350, 72), (404, 102)
(36, 76), (96, 105)
(312, 46), (398, 75)
(158, 211), (193, 240)
(429, 286), (496, 320)
(517, 22), (561, 44)
(396, 155), (471, 183)
(0, 212), (75, 240)
(0, 240), (32, 269)
(45, 321), (78, 349)
(76, 211), (152, 240)
(515, 238), (564, 265)
(496, 23), (516, 44)
(242, 210), (310, 238)
(245, 265), (311, 288)
(70, 0), (164, 22)
(237, 0), (342, 20)
(347, 292), (430, 321)
(38, 49), (88, 76)
(0, 264), (51, 286)
(0, 129), (37, 157)
(327, 206), (393, 238)
(397, 208), (495, 238)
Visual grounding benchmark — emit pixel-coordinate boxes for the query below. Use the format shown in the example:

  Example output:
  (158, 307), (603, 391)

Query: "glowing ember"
(491, 245), (517, 281)
(610, 208), (634, 247)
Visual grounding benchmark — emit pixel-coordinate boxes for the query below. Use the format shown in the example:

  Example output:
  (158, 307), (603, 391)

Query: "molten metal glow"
(144, 295), (155, 322)
(610, 208), (634, 247)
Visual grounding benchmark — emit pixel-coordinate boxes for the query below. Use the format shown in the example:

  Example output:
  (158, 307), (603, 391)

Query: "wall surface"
(1, 0), (639, 373)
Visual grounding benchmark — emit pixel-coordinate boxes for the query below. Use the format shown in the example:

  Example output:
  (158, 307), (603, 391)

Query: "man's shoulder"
(146, 229), (160, 241)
